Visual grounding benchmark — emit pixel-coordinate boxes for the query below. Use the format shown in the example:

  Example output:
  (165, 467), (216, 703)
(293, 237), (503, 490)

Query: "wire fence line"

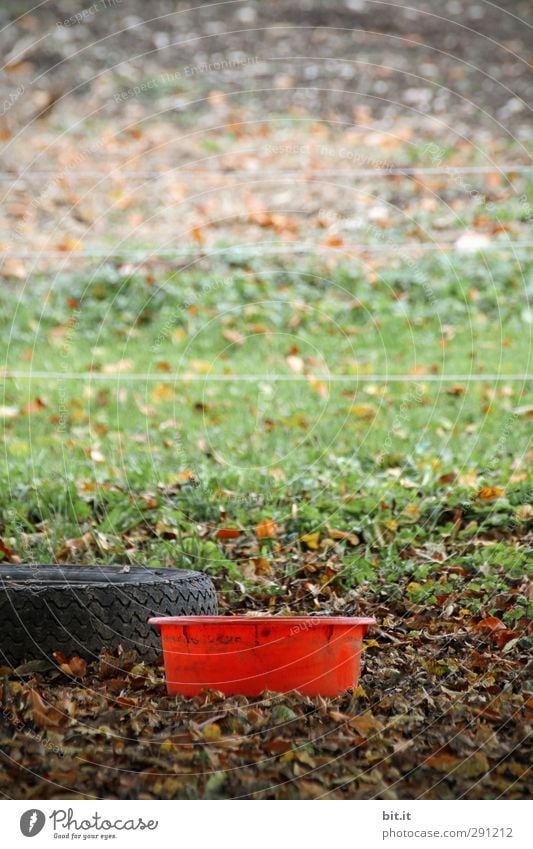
(1, 372), (531, 382)
(0, 165), (532, 182)
(2, 242), (533, 260)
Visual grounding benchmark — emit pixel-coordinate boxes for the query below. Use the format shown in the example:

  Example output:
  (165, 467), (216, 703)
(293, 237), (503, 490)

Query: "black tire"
(0, 564), (217, 665)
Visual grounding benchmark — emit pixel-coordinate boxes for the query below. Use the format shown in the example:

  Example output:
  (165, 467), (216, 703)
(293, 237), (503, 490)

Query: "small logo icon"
(20, 810), (46, 837)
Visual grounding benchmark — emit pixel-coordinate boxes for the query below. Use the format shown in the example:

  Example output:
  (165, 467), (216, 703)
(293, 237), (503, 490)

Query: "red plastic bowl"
(149, 615), (375, 697)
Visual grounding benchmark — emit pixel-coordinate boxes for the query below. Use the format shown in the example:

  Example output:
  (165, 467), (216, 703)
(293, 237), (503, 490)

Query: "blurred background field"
(0, 0), (531, 800)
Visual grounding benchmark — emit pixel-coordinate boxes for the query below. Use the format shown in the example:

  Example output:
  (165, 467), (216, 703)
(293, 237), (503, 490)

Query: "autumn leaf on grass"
(438, 472), (457, 484)
(0, 258), (26, 279)
(328, 528), (360, 545)
(21, 397), (46, 415)
(492, 629), (520, 649)
(476, 486), (505, 502)
(322, 234), (344, 247)
(476, 615), (506, 633)
(216, 527), (241, 541)
(349, 403), (377, 421)
(458, 471), (478, 488)
(56, 236), (83, 253)
(189, 359), (213, 374)
(222, 329), (245, 346)
(102, 359), (134, 374)
(256, 518), (277, 539)
(307, 376), (329, 398)
(151, 383), (174, 403)
(475, 617), (518, 648)
(511, 405), (533, 419)
(251, 557), (273, 576)
(173, 469), (198, 485)
(300, 531), (320, 550)
(402, 504), (420, 522)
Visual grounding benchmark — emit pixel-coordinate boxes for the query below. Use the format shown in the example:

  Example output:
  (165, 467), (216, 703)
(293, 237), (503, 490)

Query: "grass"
(0, 251), (531, 624)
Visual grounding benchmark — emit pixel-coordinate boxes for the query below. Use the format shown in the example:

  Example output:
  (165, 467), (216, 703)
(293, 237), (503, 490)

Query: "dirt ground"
(1, 0), (531, 134)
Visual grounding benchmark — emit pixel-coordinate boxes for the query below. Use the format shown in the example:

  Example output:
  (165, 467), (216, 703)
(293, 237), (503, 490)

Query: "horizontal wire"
(2, 242), (533, 259)
(1, 372), (531, 382)
(0, 165), (532, 181)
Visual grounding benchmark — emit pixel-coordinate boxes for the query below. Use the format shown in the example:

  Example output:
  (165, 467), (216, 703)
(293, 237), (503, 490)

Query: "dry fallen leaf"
(151, 383), (174, 402)
(27, 689), (67, 730)
(300, 531), (320, 550)
(349, 403), (377, 420)
(477, 486), (505, 502)
(171, 470), (198, 485)
(328, 528), (360, 545)
(21, 397), (46, 415)
(512, 405), (533, 419)
(53, 652), (87, 678)
(256, 518), (277, 539)
(476, 616), (506, 633)
(0, 537), (21, 563)
(348, 712), (384, 738)
(222, 329), (245, 345)
(322, 234), (343, 247)
(102, 359), (134, 374)
(216, 527), (241, 541)
(458, 471), (478, 487)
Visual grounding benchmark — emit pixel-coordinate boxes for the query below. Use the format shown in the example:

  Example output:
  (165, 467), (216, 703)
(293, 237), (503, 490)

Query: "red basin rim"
(149, 616), (376, 627)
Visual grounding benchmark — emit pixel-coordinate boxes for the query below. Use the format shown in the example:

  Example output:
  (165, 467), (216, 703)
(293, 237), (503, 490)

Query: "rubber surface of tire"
(0, 565), (217, 665)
